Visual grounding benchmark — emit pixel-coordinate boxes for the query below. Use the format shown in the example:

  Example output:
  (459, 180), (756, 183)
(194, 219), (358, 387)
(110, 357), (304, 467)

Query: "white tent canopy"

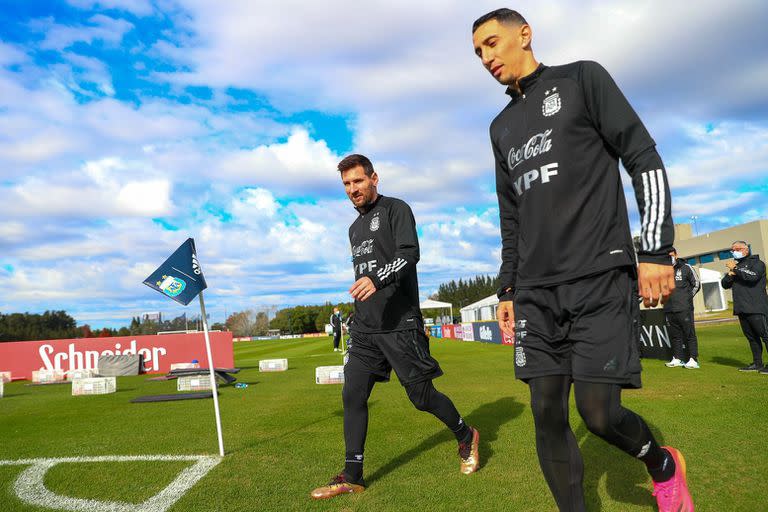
(460, 294), (499, 323)
(420, 299), (453, 324)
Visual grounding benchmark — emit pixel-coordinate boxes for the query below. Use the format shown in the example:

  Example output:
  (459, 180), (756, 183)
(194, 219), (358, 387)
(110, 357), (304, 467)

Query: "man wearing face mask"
(664, 249), (701, 369)
(721, 241), (768, 373)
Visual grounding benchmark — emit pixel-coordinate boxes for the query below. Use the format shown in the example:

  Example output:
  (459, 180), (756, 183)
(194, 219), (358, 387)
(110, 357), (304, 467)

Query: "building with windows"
(672, 219), (768, 312)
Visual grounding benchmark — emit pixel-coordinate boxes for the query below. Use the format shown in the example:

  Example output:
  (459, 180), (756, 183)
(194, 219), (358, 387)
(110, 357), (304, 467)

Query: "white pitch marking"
(0, 455), (221, 512)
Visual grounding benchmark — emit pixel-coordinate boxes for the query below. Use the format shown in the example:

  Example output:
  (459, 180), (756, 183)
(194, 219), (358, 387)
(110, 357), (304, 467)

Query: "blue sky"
(1, 0), (766, 328)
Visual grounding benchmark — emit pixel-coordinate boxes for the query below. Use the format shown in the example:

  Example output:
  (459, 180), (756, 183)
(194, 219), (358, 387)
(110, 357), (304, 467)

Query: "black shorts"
(344, 328), (443, 386)
(512, 266), (642, 388)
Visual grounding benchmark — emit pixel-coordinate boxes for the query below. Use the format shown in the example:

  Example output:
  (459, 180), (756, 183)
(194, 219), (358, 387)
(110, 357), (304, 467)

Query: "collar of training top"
(355, 193), (382, 215)
(505, 63), (547, 98)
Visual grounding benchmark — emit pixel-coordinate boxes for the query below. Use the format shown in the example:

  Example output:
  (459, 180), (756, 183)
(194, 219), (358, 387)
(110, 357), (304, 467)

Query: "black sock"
(344, 453), (364, 483)
(643, 446), (676, 482)
(454, 419), (472, 443)
(404, 380), (470, 443)
(574, 382), (676, 483)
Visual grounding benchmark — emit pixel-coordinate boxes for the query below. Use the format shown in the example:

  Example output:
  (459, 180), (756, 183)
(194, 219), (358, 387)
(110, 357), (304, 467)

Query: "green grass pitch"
(1, 322), (766, 511)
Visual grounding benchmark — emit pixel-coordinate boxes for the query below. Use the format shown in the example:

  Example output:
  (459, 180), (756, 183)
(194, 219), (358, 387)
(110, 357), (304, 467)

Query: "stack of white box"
(177, 374), (212, 392)
(315, 366), (345, 385)
(32, 369), (65, 383)
(66, 369), (97, 380)
(72, 377), (116, 396)
(259, 359), (288, 372)
(170, 362), (200, 370)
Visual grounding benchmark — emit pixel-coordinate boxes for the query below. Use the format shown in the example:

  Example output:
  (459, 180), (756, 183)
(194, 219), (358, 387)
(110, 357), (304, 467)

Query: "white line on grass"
(0, 455), (221, 512)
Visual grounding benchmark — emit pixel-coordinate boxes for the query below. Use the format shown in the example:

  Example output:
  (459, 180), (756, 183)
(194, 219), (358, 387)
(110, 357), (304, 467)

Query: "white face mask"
(732, 251), (745, 260)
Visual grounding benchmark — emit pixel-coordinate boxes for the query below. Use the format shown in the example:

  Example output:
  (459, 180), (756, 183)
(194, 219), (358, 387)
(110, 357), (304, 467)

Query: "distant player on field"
(330, 307), (343, 352)
(472, 9), (693, 511)
(310, 154), (480, 499)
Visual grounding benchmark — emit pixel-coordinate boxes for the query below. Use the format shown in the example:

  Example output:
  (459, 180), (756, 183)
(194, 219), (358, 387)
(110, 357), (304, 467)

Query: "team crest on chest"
(370, 213), (380, 232)
(542, 87), (561, 117)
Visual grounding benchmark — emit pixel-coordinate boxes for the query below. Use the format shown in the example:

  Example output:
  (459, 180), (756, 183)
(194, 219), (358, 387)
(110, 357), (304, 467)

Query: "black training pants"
(665, 310), (699, 360)
(738, 313), (768, 366)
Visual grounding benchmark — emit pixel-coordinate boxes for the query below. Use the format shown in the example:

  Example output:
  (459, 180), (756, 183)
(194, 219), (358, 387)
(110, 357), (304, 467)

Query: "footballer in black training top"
(310, 154), (479, 500)
(472, 8), (692, 512)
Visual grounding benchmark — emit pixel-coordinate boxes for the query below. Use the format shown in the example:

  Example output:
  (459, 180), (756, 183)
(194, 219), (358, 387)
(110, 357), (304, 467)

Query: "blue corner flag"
(143, 238), (207, 306)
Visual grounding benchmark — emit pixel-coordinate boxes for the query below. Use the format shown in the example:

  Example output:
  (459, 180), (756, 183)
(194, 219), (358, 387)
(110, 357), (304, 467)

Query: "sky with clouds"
(1, 0), (766, 328)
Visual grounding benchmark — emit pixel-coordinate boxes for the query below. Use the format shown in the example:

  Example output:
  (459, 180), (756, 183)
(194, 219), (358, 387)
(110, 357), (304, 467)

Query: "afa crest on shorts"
(542, 87), (561, 117)
(515, 346), (527, 367)
(370, 214), (380, 232)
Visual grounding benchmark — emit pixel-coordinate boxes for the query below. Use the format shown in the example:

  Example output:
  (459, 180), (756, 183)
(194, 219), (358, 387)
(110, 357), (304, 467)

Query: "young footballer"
(311, 154), (480, 499)
(472, 9), (693, 511)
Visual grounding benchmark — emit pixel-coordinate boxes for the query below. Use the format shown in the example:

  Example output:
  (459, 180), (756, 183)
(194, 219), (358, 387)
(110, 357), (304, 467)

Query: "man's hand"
(350, 277), (377, 302)
(497, 300), (515, 338)
(725, 260), (737, 271)
(637, 262), (675, 307)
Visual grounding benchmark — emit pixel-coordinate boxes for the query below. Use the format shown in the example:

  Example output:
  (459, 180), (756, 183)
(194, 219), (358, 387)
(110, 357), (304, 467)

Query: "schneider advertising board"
(0, 332), (235, 380)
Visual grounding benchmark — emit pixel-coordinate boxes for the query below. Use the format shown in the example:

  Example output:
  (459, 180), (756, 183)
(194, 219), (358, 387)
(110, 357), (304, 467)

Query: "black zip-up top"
(491, 62), (674, 300)
(721, 254), (768, 315)
(663, 260), (700, 312)
(330, 312), (342, 333)
(349, 195), (422, 332)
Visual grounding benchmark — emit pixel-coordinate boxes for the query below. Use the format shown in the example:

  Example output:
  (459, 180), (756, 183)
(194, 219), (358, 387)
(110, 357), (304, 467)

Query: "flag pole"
(199, 290), (225, 457)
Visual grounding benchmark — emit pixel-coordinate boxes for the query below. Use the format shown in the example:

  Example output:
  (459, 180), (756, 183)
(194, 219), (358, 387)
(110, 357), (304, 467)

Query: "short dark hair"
(338, 154), (375, 176)
(472, 8), (528, 34)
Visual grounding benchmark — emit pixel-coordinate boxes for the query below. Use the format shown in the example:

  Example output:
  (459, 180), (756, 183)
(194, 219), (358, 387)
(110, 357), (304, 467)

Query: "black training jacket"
(349, 195), (422, 332)
(663, 260), (700, 312)
(491, 62), (674, 300)
(721, 255), (768, 315)
(330, 313), (342, 333)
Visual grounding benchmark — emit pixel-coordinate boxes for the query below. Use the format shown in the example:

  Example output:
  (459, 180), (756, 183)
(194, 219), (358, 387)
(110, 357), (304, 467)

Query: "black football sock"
(342, 369), (376, 484)
(404, 380), (469, 441)
(574, 382), (675, 483)
(344, 454), (364, 483)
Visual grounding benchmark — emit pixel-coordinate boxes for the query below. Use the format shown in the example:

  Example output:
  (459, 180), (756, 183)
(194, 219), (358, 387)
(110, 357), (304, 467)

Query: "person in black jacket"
(721, 240), (768, 373)
(311, 154), (479, 500)
(664, 249), (701, 369)
(330, 307), (343, 352)
(472, 9), (692, 511)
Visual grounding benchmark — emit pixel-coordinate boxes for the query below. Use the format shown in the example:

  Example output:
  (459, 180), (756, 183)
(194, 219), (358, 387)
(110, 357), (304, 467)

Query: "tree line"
(0, 311), (218, 342)
(1, 274), (498, 341)
(433, 274), (500, 311)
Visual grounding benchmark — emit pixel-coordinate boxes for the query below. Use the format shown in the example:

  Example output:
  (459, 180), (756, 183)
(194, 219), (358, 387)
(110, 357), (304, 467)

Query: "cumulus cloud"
(0, 157), (173, 218)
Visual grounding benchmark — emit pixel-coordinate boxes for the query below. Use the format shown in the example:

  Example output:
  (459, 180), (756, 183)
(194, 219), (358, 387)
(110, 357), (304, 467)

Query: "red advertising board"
(442, 324), (455, 339)
(0, 332), (234, 380)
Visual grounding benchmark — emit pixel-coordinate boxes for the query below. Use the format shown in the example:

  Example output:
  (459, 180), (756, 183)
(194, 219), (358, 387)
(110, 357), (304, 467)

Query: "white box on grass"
(32, 369), (65, 383)
(170, 362), (200, 370)
(177, 374), (212, 392)
(315, 366), (345, 385)
(72, 377), (116, 396)
(66, 369), (96, 380)
(0, 371), (11, 383)
(259, 359), (288, 372)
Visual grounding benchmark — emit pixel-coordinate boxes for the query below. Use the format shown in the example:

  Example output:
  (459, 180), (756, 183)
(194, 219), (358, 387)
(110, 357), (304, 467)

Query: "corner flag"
(142, 238), (224, 457)
(143, 238), (207, 306)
